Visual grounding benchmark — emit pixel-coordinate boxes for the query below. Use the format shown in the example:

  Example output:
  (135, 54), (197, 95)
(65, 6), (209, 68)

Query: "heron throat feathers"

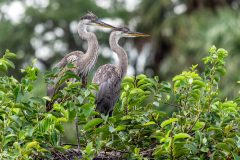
(78, 20), (99, 73)
(110, 33), (128, 78)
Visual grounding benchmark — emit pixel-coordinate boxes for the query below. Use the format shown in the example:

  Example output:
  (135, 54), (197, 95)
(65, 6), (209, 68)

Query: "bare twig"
(187, 111), (202, 133)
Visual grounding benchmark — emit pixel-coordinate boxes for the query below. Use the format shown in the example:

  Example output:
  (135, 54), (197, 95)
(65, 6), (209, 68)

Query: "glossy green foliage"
(0, 51), (67, 159)
(0, 50), (16, 74)
(0, 47), (239, 159)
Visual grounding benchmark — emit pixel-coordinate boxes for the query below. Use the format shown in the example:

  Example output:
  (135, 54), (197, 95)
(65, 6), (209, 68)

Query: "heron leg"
(75, 117), (81, 150)
(82, 75), (88, 88)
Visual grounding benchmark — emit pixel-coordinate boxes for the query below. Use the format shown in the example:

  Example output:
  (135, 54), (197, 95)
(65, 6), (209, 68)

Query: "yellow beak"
(127, 31), (150, 37)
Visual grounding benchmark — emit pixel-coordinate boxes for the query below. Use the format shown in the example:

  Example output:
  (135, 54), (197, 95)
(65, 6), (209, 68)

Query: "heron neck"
(109, 33), (128, 78)
(78, 21), (98, 67)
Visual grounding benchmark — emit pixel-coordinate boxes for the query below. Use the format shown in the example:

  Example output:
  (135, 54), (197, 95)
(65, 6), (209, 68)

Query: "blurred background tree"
(0, 0), (239, 98)
(135, 0), (240, 98)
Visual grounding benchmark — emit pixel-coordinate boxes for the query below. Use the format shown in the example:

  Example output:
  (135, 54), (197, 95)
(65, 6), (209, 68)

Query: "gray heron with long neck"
(46, 12), (115, 150)
(46, 12), (115, 112)
(92, 27), (149, 116)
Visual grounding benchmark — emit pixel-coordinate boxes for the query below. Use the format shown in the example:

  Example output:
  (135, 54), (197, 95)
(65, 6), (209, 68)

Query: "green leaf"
(0, 61), (8, 72)
(43, 96), (51, 101)
(83, 118), (103, 131)
(59, 70), (80, 85)
(192, 121), (205, 130)
(217, 48), (228, 57)
(115, 125), (126, 131)
(207, 127), (223, 136)
(142, 121), (156, 126)
(129, 88), (145, 95)
(82, 103), (94, 117)
(3, 134), (17, 147)
(136, 74), (147, 80)
(85, 142), (94, 155)
(192, 80), (205, 87)
(84, 89), (91, 97)
(56, 117), (68, 123)
(209, 45), (217, 54)
(174, 133), (191, 140)
(120, 92), (127, 99)
(68, 109), (76, 121)
(123, 76), (134, 83)
(3, 59), (15, 69)
(215, 142), (231, 152)
(173, 75), (185, 82)
(134, 148), (140, 155)
(55, 123), (64, 133)
(222, 101), (237, 108)
(4, 50), (16, 59)
(137, 78), (149, 86)
(63, 145), (72, 149)
(121, 115), (133, 121)
(161, 118), (178, 128)
(13, 103), (33, 112)
(26, 141), (39, 149)
(224, 138), (236, 148)
(200, 146), (209, 153)
(232, 153), (240, 160)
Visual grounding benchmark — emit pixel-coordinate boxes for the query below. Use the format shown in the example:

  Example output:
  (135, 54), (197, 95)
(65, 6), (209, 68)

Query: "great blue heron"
(46, 12), (115, 111)
(92, 27), (149, 116)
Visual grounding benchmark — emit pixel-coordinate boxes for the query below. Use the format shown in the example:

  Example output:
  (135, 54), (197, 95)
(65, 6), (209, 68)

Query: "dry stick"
(141, 148), (155, 157)
(169, 123), (176, 160)
(104, 147), (129, 155)
(52, 149), (70, 160)
(59, 151), (70, 160)
(75, 115), (81, 151)
(47, 72), (68, 111)
(58, 95), (71, 104)
(187, 111), (202, 133)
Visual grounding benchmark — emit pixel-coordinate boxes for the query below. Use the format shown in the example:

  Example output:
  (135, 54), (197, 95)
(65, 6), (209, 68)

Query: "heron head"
(112, 27), (150, 38)
(80, 11), (115, 29)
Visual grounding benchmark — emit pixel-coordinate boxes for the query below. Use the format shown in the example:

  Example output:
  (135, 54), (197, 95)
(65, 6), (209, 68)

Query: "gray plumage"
(93, 65), (121, 116)
(46, 12), (100, 111)
(93, 27), (149, 116)
(93, 27), (130, 116)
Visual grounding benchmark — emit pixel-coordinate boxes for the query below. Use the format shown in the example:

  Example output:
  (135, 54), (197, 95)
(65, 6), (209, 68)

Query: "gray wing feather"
(93, 64), (121, 115)
(46, 51), (84, 111)
(47, 51), (84, 95)
(55, 51), (84, 69)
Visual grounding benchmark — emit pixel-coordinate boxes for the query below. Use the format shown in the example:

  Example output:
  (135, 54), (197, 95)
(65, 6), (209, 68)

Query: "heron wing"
(93, 64), (121, 115)
(55, 51), (84, 68)
(47, 51), (84, 100)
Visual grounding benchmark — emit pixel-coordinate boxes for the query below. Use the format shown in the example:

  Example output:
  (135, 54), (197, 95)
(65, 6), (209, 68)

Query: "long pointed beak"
(93, 19), (116, 29)
(127, 31), (150, 37)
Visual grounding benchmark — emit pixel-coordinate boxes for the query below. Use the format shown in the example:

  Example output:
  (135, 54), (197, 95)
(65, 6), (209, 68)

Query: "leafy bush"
(0, 46), (239, 159)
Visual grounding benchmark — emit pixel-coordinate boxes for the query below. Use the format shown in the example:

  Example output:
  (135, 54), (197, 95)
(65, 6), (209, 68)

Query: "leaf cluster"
(0, 46), (239, 159)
